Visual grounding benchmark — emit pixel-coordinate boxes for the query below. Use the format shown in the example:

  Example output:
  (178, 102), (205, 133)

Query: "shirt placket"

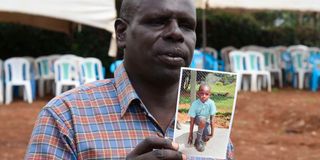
(138, 101), (174, 139)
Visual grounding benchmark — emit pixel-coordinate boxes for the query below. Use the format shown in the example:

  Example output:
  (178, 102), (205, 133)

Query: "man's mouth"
(157, 51), (187, 68)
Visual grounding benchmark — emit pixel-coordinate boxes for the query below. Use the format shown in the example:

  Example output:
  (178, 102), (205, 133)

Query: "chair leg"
(56, 84), (62, 96)
(5, 84), (12, 105)
(236, 74), (242, 92)
(250, 74), (258, 92)
(311, 73), (318, 92)
(267, 73), (272, 92)
(0, 83), (3, 104)
(298, 72), (304, 90)
(278, 71), (283, 88)
(38, 79), (45, 97)
(25, 83), (33, 104)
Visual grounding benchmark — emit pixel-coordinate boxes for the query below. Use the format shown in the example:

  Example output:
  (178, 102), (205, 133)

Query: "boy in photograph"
(188, 83), (216, 152)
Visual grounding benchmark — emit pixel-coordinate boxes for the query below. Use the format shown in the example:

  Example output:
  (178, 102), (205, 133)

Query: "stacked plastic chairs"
(245, 51), (272, 92)
(54, 56), (81, 96)
(35, 56), (57, 97)
(229, 50), (271, 92)
(289, 45), (311, 89)
(263, 48), (283, 88)
(229, 51), (251, 91)
(190, 49), (219, 71)
(221, 46), (237, 72)
(79, 57), (104, 84)
(4, 57), (33, 104)
(0, 59), (3, 104)
(309, 48), (320, 91)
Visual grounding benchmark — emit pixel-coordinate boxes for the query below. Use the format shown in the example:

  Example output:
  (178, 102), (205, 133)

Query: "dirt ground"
(0, 88), (320, 160)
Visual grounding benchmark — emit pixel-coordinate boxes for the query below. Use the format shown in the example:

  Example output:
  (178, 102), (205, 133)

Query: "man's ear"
(115, 18), (128, 49)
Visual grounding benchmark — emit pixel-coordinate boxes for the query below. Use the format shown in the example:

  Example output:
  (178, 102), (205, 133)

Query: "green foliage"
(179, 96), (191, 104)
(196, 9), (320, 49)
(215, 81), (223, 86)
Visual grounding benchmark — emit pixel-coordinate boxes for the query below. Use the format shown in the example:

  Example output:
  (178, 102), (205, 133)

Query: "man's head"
(115, 0), (196, 85)
(197, 84), (211, 103)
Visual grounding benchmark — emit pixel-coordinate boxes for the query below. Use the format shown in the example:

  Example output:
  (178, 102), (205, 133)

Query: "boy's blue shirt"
(188, 99), (217, 122)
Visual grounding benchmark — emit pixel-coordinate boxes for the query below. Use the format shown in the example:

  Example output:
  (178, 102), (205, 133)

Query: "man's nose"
(163, 20), (184, 42)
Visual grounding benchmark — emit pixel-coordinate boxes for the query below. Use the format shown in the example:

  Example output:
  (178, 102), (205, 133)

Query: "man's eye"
(148, 19), (166, 26)
(180, 23), (195, 30)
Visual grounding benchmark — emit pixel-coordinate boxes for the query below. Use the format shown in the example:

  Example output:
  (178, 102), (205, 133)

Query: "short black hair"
(199, 83), (211, 91)
(119, 0), (142, 23)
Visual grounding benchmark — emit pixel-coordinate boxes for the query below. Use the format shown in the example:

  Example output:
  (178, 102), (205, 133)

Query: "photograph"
(174, 67), (238, 159)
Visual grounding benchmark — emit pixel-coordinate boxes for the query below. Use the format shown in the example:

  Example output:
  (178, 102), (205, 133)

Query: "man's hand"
(126, 137), (186, 160)
(187, 134), (193, 145)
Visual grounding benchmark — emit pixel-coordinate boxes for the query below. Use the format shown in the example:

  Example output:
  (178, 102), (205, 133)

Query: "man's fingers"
(129, 137), (178, 156)
(135, 149), (186, 160)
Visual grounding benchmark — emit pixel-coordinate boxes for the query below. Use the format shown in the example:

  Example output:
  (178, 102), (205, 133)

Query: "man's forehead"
(135, 0), (196, 16)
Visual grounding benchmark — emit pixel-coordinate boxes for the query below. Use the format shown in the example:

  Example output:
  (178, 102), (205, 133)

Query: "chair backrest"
(201, 47), (218, 59)
(35, 56), (52, 79)
(79, 57), (103, 84)
(263, 49), (281, 71)
(54, 58), (79, 83)
(0, 59), (3, 81)
(190, 50), (204, 69)
(309, 47), (320, 56)
(287, 45), (309, 53)
(4, 57), (31, 83)
(241, 45), (262, 52)
(110, 60), (123, 73)
(221, 46), (236, 71)
(229, 51), (246, 72)
(291, 50), (310, 71)
(245, 51), (266, 71)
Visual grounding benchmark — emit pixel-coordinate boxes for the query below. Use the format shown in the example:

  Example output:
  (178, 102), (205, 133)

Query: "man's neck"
(126, 71), (179, 132)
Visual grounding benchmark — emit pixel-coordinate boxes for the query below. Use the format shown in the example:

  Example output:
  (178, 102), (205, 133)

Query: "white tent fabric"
(0, 0), (117, 57)
(195, 0), (320, 12)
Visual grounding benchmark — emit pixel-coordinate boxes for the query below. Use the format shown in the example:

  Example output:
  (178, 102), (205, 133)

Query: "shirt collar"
(114, 63), (140, 117)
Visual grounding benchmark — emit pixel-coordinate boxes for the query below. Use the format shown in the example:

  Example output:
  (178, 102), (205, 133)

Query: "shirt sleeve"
(188, 100), (197, 118)
(25, 104), (77, 160)
(210, 100), (217, 115)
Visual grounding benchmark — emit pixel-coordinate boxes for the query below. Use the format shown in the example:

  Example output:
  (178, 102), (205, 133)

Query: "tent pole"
(201, 0), (208, 49)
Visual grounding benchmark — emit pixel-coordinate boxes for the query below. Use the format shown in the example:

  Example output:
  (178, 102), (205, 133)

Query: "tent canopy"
(0, 0), (117, 56)
(0, 0), (116, 33)
(195, 0), (320, 12)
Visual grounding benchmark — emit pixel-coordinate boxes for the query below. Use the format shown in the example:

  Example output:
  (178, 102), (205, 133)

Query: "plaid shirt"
(26, 63), (234, 160)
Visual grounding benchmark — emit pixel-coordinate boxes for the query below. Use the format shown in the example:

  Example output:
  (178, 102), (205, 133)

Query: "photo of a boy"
(174, 67), (238, 159)
(188, 84), (216, 152)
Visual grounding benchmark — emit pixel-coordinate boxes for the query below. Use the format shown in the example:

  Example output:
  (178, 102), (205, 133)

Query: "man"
(26, 0), (233, 159)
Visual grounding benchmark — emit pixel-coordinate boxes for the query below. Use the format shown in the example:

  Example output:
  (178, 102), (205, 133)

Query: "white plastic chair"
(35, 56), (56, 97)
(263, 48), (283, 88)
(291, 50), (312, 89)
(54, 58), (80, 96)
(221, 46), (236, 72)
(79, 57), (104, 84)
(229, 51), (252, 91)
(245, 51), (272, 92)
(0, 59), (4, 104)
(4, 58), (33, 104)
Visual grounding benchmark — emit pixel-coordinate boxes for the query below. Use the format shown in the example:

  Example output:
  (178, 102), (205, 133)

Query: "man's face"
(197, 86), (211, 103)
(122, 0), (196, 84)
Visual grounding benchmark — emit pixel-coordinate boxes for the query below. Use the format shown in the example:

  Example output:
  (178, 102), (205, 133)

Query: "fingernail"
(172, 142), (179, 150)
(182, 154), (187, 160)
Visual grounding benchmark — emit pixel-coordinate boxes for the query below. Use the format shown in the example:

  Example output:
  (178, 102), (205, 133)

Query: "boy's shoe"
(194, 140), (205, 152)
